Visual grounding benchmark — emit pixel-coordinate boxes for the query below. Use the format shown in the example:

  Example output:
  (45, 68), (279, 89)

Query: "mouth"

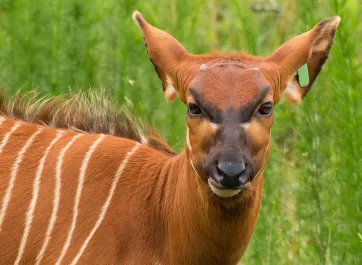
(207, 178), (250, 198)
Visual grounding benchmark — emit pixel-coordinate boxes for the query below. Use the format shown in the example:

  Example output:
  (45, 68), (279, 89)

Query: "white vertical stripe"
(0, 127), (43, 231)
(14, 131), (64, 265)
(35, 133), (82, 265)
(186, 127), (192, 151)
(55, 134), (105, 265)
(0, 122), (21, 153)
(70, 142), (140, 265)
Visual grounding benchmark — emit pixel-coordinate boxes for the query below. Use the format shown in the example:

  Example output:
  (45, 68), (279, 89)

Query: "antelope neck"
(154, 150), (262, 264)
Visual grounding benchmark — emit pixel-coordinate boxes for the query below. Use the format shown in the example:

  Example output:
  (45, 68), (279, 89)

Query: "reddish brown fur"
(0, 12), (340, 265)
(190, 64), (270, 109)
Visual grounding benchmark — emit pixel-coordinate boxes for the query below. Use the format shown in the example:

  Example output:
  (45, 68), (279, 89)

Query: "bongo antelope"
(0, 12), (340, 265)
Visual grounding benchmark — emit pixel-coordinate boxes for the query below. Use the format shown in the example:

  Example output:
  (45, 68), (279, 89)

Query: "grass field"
(0, 0), (361, 264)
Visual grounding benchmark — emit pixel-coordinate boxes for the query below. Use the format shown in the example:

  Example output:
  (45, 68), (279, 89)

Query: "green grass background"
(0, 0), (361, 264)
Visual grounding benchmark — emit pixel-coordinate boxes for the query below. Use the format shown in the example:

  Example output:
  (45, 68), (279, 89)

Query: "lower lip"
(207, 178), (244, 198)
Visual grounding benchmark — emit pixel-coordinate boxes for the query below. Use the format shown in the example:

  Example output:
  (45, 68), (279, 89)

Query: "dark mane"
(0, 90), (176, 155)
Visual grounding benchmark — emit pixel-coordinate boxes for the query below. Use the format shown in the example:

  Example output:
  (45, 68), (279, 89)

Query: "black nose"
(213, 161), (253, 189)
(216, 161), (247, 188)
(217, 161), (246, 178)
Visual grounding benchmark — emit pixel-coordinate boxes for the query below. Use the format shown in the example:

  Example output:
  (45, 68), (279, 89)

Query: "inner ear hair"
(165, 77), (178, 101)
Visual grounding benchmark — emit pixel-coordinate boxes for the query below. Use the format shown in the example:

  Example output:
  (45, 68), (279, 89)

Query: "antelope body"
(0, 12), (340, 265)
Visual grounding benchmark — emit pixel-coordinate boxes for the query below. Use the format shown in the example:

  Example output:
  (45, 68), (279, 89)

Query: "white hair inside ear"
(284, 79), (303, 103)
(164, 76), (178, 101)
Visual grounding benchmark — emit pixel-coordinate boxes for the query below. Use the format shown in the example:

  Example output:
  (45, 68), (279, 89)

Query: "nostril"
(217, 161), (246, 178)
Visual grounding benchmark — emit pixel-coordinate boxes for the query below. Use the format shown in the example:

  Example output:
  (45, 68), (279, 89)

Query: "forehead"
(188, 62), (270, 110)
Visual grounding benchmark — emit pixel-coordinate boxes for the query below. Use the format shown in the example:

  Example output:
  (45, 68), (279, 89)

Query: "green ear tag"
(298, 64), (309, 87)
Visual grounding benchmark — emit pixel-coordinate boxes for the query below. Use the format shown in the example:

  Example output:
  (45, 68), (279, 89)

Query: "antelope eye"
(187, 103), (203, 117)
(257, 102), (273, 117)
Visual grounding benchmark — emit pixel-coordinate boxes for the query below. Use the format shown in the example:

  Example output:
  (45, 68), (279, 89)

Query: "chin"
(207, 178), (252, 198)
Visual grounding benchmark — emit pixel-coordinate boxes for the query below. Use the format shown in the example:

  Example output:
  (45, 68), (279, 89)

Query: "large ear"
(133, 11), (193, 101)
(267, 16), (341, 103)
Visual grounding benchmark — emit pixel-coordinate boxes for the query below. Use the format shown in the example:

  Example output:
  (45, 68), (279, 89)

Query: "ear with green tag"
(267, 16), (340, 103)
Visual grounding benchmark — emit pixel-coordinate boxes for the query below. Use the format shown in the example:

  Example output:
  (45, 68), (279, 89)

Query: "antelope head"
(133, 12), (340, 198)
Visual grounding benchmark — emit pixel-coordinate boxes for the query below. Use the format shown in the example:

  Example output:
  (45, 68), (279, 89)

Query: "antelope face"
(133, 12), (340, 198)
(186, 63), (273, 197)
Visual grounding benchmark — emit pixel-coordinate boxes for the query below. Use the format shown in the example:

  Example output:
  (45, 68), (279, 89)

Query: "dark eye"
(187, 103), (203, 117)
(257, 102), (273, 117)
